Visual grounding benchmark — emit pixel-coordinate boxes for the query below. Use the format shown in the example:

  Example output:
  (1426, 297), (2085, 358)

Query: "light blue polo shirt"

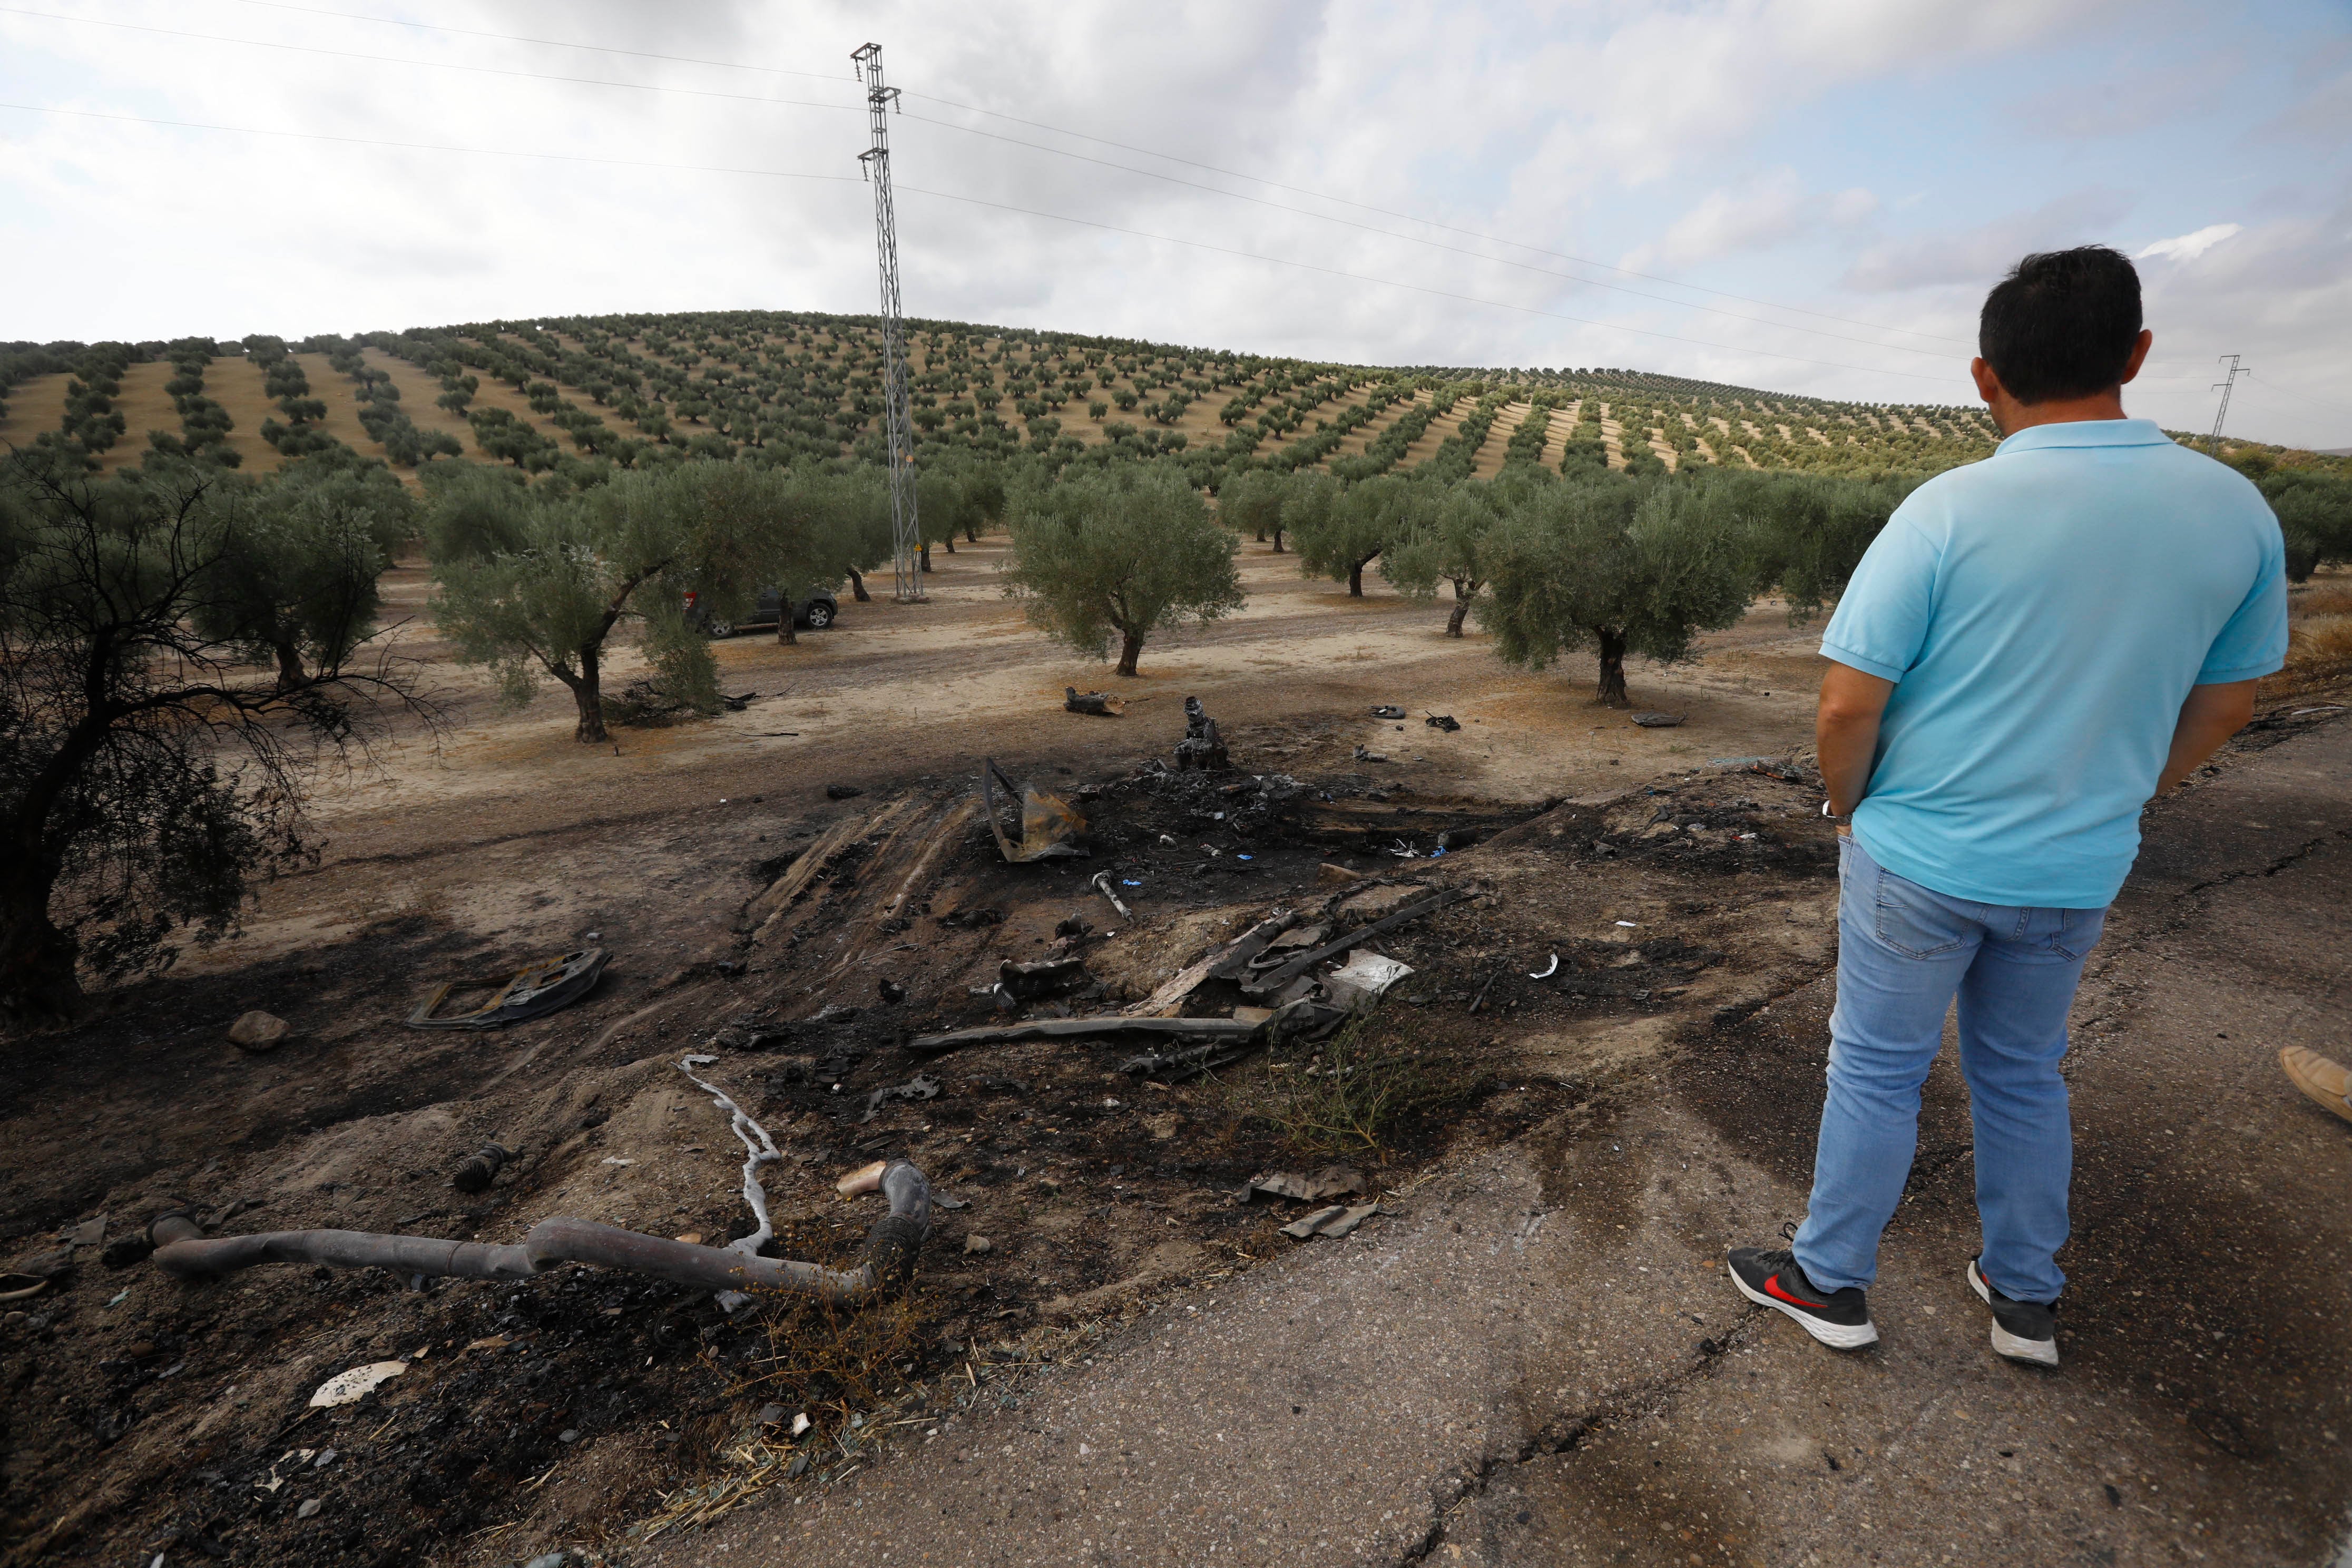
(1821, 418), (2286, 908)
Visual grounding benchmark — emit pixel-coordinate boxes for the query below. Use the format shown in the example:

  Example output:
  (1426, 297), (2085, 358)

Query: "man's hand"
(2157, 680), (2257, 794)
(1818, 663), (1896, 816)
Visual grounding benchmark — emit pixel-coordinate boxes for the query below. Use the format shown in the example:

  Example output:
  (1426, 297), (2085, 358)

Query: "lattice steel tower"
(2208, 354), (2251, 453)
(852, 42), (922, 601)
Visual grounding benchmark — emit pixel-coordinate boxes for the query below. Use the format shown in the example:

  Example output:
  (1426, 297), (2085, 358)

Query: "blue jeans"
(1791, 835), (2106, 1305)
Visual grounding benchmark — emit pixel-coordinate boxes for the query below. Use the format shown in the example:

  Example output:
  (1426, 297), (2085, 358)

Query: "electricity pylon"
(2208, 354), (2250, 453)
(852, 42), (922, 602)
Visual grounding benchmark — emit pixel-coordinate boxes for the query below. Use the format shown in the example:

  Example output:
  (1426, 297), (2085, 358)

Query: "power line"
(889, 110), (1954, 360)
(168, 0), (1967, 348)
(0, 99), (1966, 387)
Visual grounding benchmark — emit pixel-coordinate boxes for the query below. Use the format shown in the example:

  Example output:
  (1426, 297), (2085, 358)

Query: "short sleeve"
(2196, 525), (2288, 684)
(1820, 511), (1941, 683)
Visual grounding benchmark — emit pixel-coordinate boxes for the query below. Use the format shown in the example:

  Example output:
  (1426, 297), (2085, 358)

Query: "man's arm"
(2155, 680), (2257, 794)
(1818, 662), (1896, 816)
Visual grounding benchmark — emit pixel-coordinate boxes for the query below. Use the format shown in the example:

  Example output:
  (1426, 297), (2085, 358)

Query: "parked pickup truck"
(683, 587), (839, 637)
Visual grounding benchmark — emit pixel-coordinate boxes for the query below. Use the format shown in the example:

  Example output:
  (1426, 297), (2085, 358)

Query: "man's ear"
(2119, 328), (2153, 386)
(1971, 357), (2005, 405)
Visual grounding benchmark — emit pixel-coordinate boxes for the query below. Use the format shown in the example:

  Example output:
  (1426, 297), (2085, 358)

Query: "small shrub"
(1232, 1015), (1482, 1158)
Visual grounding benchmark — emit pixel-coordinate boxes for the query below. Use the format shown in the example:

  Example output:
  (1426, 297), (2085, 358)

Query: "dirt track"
(1, 542), (2346, 1568)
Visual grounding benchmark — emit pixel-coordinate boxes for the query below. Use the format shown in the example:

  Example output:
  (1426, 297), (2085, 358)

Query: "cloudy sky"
(4, 0), (2348, 446)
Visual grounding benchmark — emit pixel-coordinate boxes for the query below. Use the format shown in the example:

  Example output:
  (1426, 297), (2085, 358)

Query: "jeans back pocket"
(1871, 866), (1972, 958)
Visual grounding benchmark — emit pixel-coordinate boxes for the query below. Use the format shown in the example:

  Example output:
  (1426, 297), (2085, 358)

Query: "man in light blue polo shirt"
(1728, 246), (2288, 1367)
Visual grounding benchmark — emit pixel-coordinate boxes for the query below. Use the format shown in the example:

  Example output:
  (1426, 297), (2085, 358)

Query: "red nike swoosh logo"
(1765, 1273), (1829, 1309)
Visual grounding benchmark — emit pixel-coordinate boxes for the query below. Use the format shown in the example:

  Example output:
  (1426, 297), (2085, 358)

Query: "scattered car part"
(993, 956), (1089, 1004)
(857, 1074), (939, 1124)
(1630, 712), (1685, 728)
(982, 758), (1088, 863)
(1117, 1038), (1257, 1081)
(1245, 1167), (1366, 1203)
(1324, 952), (1413, 1010)
(1281, 1202), (1381, 1241)
(146, 1159), (930, 1305)
(908, 1015), (1263, 1057)
(1091, 873), (1133, 919)
(1528, 953), (1560, 979)
(1353, 745), (1389, 763)
(1369, 705), (1406, 720)
(1121, 909), (1299, 1017)
(1053, 914), (1092, 940)
(406, 948), (609, 1030)
(1064, 687), (1126, 717)
(449, 1144), (513, 1194)
(0, 1274), (48, 1305)
(1175, 696), (1230, 772)
(1240, 887), (1471, 998)
(1424, 713), (1461, 732)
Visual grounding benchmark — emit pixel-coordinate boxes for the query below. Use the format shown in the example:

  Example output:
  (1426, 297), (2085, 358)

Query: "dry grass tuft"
(1232, 1014), (1484, 1157)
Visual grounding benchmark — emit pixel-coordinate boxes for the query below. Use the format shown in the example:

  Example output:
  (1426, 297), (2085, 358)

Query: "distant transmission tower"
(2208, 353), (2250, 453)
(852, 42), (922, 602)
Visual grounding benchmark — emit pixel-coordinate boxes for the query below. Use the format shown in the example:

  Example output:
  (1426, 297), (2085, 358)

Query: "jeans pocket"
(2050, 905), (2108, 961)
(1872, 867), (1971, 958)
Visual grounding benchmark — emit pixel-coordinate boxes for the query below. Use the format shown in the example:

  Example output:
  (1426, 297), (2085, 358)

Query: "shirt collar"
(1994, 418), (2174, 455)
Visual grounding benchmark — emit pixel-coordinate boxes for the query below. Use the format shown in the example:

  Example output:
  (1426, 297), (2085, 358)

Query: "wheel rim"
(707, 620), (733, 638)
(808, 607), (831, 627)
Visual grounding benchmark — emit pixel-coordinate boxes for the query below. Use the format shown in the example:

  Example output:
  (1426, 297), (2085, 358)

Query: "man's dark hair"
(1978, 246), (2143, 404)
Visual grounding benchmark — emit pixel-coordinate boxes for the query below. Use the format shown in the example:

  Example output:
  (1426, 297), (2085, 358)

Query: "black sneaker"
(1728, 1246), (1878, 1349)
(1968, 1256), (2059, 1367)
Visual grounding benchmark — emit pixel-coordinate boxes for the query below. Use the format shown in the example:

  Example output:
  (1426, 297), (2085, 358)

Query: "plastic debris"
(982, 757), (1087, 863)
(406, 948), (608, 1030)
(1325, 952), (1413, 1010)
(1629, 712), (1685, 728)
(1424, 714), (1461, 732)
(1528, 954), (1559, 979)
(1281, 1202), (1381, 1240)
(1073, 873), (1130, 925)
(310, 1361), (408, 1408)
(1369, 704), (1406, 719)
(1245, 1167), (1366, 1203)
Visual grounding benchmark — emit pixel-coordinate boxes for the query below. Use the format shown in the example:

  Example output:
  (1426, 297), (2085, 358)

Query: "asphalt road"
(630, 718), (2352, 1568)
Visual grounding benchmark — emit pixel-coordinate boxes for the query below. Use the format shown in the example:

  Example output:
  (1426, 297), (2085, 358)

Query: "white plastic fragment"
(309, 1361), (407, 1408)
(1528, 953), (1559, 979)
(1615, 920), (1639, 928)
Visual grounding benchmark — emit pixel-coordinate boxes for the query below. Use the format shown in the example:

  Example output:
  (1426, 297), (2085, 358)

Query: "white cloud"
(1625, 170), (1878, 272)
(0, 0), (2343, 445)
(2135, 223), (2242, 264)
(1842, 189), (2138, 293)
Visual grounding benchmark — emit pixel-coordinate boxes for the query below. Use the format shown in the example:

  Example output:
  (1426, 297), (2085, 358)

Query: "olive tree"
(1292, 472), (1423, 596)
(428, 462), (769, 742)
(1001, 463), (1243, 677)
(1217, 466), (1288, 551)
(1386, 477), (1508, 636)
(195, 458), (417, 685)
(0, 449), (428, 1024)
(1479, 474), (1752, 708)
